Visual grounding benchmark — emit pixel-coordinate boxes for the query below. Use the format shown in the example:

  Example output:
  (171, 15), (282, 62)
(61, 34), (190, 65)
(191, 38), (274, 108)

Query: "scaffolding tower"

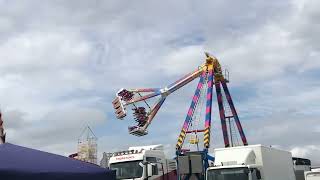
(77, 126), (98, 164)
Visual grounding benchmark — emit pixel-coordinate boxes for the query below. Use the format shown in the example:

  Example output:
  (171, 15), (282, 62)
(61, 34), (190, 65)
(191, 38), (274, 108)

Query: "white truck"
(108, 144), (177, 180)
(305, 168), (320, 180)
(206, 144), (296, 180)
(293, 157), (312, 180)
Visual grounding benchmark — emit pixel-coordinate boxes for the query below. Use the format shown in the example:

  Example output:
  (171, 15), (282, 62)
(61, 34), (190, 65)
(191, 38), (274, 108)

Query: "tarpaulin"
(0, 143), (115, 180)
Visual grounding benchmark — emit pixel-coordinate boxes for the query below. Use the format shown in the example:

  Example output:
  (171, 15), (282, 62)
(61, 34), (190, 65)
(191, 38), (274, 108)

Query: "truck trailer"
(206, 144), (296, 180)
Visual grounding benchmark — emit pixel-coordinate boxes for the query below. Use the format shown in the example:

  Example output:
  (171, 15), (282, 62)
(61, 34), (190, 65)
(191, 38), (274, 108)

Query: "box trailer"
(206, 144), (296, 180)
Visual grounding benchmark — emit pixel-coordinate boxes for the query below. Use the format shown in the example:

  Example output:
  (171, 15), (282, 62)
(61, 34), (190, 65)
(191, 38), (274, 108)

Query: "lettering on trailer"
(115, 156), (136, 161)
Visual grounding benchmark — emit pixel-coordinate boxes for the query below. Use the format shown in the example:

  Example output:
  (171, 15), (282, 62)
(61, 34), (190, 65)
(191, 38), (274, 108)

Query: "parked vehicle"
(305, 168), (320, 180)
(206, 144), (296, 180)
(108, 144), (176, 180)
(293, 157), (312, 180)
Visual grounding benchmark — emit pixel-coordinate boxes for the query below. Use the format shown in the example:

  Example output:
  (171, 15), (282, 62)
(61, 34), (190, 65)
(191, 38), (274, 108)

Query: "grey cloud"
(243, 114), (320, 165)
(6, 107), (106, 151)
(2, 109), (29, 129)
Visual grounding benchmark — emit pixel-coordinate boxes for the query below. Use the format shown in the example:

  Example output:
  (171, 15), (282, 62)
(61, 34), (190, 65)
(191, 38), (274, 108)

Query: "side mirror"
(147, 164), (154, 177)
(256, 170), (261, 179)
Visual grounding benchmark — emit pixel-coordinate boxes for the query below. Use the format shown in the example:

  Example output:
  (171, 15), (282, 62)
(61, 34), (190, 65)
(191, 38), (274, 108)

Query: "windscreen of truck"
(110, 160), (143, 179)
(207, 167), (249, 180)
(306, 173), (320, 180)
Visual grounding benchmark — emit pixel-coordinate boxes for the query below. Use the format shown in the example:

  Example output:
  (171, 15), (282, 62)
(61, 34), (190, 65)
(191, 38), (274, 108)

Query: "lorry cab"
(305, 169), (320, 180)
(109, 145), (176, 180)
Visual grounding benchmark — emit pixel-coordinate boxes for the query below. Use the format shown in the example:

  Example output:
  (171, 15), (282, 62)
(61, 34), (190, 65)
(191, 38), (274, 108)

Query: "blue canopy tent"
(0, 143), (115, 180)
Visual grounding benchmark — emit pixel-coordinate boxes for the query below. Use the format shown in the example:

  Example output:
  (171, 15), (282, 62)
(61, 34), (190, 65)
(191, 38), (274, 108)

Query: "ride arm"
(141, 97), (166, 130)
(129, 88), (161, 93)
(128, 96), (167, 136)
(167, 66), (205, 94)
(125, 92), (161, 105)
(126, 67), (204, 105)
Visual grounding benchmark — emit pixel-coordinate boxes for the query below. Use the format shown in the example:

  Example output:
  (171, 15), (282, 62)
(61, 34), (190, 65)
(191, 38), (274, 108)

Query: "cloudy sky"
(0, 0), (319, 165)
